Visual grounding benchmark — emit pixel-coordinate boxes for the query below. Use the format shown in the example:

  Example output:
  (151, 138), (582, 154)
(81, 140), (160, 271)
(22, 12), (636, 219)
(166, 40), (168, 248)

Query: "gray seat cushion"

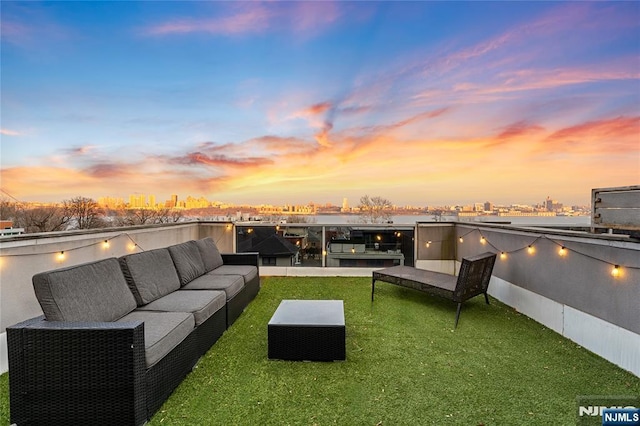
(182, 274), (244, 300)
(136, 289), (226, 326)
(168, 241), (207, 285)
(208, 264), (258, 285)
(119, 248), (181, 305)
(118, 310), (194, 368)
(195, 237), (224, 272)
(33, 258), (137, 322)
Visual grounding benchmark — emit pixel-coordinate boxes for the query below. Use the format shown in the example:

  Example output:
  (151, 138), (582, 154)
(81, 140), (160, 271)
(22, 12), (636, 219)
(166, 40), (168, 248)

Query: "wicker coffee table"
(268, 300), (345, 361)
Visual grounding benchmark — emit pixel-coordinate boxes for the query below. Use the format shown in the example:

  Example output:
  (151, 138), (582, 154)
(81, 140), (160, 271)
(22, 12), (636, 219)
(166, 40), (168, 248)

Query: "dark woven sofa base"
(226, 291), (246, 328)
(245, 274), (261, 303)
(227, 274), (261, 327)
(8, 317), (147, 426)
(145, 329), (199, 418)
(196, 307), (227, 355)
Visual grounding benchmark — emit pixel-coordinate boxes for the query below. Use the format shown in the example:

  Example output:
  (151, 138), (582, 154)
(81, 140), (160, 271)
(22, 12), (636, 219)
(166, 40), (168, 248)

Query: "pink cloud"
(144, 2), (345, 37)
(1, 128), (21, 136)
(547, 116), (640, 151)
(145, 6), (273, 36)
(0, 21), (30, 42)
(497, 121), (545, 140)
(288, 1), (342, 35)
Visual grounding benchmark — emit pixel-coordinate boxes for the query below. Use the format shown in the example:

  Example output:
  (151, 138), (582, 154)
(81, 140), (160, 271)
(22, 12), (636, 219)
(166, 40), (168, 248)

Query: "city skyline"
(1, 2), (639, 206)
(95, 192), (583, 212)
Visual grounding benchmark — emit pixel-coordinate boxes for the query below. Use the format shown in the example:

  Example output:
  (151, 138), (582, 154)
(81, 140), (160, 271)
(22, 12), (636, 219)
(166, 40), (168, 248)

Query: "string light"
(611, 265), (620, 278)
(0, 227), (635, 280)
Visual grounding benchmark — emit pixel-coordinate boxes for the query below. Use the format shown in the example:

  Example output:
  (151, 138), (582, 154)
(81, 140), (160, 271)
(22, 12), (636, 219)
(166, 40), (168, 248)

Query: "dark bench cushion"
(182, 274), (244, 300)
(33, 258), (137, 322)
(195, 237), (224, 272)
(168, 241), (207, 285)
(136, 289), (226, 326)
(119, 248), (181, 306)
(118, 310), (194, 367)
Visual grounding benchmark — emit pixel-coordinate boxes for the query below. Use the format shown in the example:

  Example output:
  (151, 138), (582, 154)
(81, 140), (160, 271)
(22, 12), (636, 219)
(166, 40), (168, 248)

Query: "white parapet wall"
(489, 276), (640, 377)
(0, 333), (6, 374)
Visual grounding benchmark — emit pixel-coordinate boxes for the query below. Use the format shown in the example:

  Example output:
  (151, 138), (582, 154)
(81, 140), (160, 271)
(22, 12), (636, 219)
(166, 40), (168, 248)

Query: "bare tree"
(0, 198), (18, 221)
(18, 206), (72, 233)
(358, 195), (394, 224)
(113, 208), (183, 226)
(63, 196), (106, 229)
(156, 208), (183, 223)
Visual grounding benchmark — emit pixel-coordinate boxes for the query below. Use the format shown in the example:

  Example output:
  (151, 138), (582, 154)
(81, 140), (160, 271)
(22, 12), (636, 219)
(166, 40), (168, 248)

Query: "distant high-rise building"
(341, 198), (349, 212)
(98, 196), (125, 209)
(545, 196), (562, 212)
(484, 201), (494, 212)
(129, 194), (146, 208)
(148, 195), (156, 209)
(167, 194), (178, 208)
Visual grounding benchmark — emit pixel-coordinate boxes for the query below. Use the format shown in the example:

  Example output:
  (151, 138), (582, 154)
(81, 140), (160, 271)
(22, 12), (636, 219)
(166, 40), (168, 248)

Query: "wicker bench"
(371, 252), (497, 328)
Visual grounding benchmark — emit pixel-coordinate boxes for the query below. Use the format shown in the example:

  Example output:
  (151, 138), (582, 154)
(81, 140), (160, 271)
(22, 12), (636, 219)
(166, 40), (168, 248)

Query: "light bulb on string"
(611, 265), (620, 278)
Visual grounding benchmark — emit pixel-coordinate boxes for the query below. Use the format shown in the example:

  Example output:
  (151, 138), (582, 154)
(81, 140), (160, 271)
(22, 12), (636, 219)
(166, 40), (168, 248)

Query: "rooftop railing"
(1, 220), (638, 377)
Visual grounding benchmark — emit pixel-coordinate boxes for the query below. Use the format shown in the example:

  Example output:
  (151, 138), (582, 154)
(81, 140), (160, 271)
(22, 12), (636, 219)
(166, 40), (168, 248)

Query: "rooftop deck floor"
(0, 277), (640, 426)
(1, 276), (638, 425)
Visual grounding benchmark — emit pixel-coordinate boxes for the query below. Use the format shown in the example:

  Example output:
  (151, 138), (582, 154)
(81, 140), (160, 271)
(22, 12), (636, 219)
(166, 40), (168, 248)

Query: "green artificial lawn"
(1, 276), (638, 425)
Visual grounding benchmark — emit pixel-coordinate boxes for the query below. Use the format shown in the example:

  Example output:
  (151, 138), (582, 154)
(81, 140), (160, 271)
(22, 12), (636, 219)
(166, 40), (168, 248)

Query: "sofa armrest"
(222, 252), (259, 267)
(8, 316), (147, 425)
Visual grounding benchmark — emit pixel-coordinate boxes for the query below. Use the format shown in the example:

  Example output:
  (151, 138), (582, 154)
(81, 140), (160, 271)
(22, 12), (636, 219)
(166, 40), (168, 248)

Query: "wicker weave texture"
(8, 318), (146, 425)
(268, 325), (346, 361)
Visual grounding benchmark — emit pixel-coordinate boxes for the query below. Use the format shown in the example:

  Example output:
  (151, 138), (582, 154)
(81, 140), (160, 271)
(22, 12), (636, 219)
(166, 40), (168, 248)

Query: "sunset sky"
(1, 1), (639, 207)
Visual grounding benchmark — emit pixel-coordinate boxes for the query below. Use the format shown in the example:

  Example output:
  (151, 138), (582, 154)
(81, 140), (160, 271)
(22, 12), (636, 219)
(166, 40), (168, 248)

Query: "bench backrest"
(453, 252), (497, 302)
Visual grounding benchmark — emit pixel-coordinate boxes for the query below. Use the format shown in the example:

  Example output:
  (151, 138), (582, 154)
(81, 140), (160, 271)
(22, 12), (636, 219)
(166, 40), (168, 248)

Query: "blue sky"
(1, 1), (639, 206)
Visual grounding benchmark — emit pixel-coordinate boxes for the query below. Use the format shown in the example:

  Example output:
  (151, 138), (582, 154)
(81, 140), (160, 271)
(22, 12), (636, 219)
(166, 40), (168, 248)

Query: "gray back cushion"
(195, 237), (224, 272)
(33, 258), (137, 322)
(168, 240), (206, 286)
(119, 248), (181, 305)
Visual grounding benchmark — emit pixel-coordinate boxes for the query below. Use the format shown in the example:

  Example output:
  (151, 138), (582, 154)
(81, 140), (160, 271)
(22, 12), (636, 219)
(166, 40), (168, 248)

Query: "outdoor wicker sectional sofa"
(7, 237), (260, 426)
